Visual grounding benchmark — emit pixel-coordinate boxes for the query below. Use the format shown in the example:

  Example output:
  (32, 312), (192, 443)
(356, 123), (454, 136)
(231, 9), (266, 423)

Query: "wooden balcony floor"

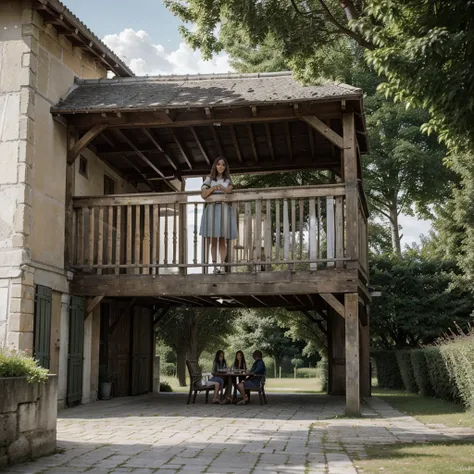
(70, 267), (364, 309)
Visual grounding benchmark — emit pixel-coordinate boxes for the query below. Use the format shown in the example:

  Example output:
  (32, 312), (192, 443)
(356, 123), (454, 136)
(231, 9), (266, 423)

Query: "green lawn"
(356, 441), (474, 474)
(373, 387), (474, 429)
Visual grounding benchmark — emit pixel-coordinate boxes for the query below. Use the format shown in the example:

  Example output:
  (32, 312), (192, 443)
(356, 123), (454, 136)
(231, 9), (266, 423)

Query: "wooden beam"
(345, 293), (360, 415)
(114, 129), (178, 192)
(153, 307), (170, 325)
(86, 295), (104, 317)
(142, 129), (178, 171)
(247, 124), (259, 162)
(265, 123), (275, 160)
(342, 112), (357, 181)
(170, 129), (193, 170)
(119, 153), (155, 191)
(68, 124), (107, 164)
(251, 295), (268, 306)
(190, 127), (210, 165)
(320, 293), (345, 318)
(284, 122), (293, 160)
(303, 116), (344, 149)
(70, 268), (359, 298)
(210, 126), (224, 156)
(230, 125), (243, 163)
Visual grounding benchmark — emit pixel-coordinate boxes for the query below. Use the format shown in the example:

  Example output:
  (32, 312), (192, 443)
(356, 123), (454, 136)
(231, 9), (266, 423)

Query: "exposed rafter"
(142, 129), (178, 171)
(247, 124), (259, 162)
(170, 129), (193, 170)
(264, 123), (275, 161)
(230, 125), (243, 163)
(190, 127), (210, 165)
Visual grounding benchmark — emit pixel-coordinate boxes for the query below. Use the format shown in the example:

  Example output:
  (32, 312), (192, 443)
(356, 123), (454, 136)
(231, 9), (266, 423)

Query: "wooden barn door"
(34, 285), (52, 369)
(67, 296), (84, 406)
(131, 307), (153, 395)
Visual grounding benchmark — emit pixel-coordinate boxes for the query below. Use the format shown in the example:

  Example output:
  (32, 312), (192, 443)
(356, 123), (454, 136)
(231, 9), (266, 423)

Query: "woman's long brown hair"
(209, 156), (231, 181)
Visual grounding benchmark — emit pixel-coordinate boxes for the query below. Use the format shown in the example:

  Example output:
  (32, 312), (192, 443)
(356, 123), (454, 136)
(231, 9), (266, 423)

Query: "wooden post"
(327, 307), (345, 395)
(359, 303), (371, 397)
(179, 201), (188, 275)
(326, 197), (335, 266)
(343, 113), (359, 268)
(345, 293), (360, 416)
(64, 129), (76, 269)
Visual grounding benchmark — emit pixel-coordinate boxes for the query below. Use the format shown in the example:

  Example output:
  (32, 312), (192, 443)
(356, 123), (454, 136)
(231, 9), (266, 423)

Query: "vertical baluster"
(173, 202), (177, 265)
(164, 204), (169, 266)
(157, 204), (161, 273)
(275, 200), (280, 262)
(193, 203), (198, 265)
(126, 205), (132, 273)
(134, 205), (141, 275)
(254, 199), (262, 271)
(115, 206), (121, 275)
(299, 199), (304, 261)
(107, 206), (113, 271)
(89, 206), (95, 271)
(265, 199), (272, 270)
(77, 207), (84, 267)
(231, 202), (239, 268)
(291, 199), (296, 264)
(244, 202), (252, 264)
(97, 207), (104, 275)
(143, 204), (150, 275)
(335, 196), (344, 268)
(283, 199), (289, 262)
(309, 198), (317, 271)
(326, 197), (335, 267)
(317, 198), (321, 261)
(178, 201), (188, 276)
(152, 204), (158, 275)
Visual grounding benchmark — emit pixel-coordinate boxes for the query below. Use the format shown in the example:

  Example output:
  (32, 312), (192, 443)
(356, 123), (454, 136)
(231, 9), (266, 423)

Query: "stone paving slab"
(5, 393), (474, 474)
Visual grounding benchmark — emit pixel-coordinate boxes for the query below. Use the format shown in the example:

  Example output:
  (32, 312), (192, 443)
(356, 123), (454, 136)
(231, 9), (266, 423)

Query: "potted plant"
(98, 364), (113, 400)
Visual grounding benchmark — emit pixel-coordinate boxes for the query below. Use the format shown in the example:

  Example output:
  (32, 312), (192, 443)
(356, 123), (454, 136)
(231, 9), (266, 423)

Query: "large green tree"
(370, 251), (474, 349)
(156, 307), (238, 386)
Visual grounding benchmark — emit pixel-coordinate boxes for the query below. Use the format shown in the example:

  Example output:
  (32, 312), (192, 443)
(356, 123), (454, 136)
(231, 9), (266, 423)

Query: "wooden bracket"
(320, 293), (345, 318)
(68, 124), (107, 164)
(84, 295), (104, 320)
(302, 116), (343, 149)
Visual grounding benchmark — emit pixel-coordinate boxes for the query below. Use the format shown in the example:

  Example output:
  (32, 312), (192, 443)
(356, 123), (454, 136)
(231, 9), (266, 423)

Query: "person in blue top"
(236, 350), (266, 405)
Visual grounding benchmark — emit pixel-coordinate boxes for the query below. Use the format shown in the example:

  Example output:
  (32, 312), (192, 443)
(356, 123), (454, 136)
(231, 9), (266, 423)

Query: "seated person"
(236, 350), (266, 405)
(232, 350), (247, 403)
(209, 350), (228, 404)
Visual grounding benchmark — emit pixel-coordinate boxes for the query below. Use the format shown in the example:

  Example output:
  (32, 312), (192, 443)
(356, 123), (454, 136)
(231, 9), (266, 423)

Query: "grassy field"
(372, 387), (474, 429)
(160, 375), (322, 393)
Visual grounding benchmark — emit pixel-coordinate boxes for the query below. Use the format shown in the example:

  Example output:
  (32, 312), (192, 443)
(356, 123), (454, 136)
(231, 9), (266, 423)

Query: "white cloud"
(399, 214), (432, 247)
(103, 28), (232, 76)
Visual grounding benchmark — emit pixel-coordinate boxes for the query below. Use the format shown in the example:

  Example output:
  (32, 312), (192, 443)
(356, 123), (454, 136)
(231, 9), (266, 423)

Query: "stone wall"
(0, 375), (57, 468)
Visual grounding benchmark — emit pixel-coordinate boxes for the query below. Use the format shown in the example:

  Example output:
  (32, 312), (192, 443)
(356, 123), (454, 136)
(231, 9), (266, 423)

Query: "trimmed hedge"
(396, 350), (418, 393)
(424, 346), (460, 403)
(410, 349), (433, 396)
(372, 350), (404, 389)
(296, 367), (320, 378)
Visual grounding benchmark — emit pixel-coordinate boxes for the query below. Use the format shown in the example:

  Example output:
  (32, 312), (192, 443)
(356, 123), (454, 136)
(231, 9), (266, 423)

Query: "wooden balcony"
(69, 184), (369, 307)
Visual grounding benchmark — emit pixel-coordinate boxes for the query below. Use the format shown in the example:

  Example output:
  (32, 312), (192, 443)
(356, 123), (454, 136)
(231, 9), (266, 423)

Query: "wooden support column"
(343, 113), (359, 268)
(345, 293), (360, 416)
(359, 303), (371, 397)
(327, 307), (345, 395)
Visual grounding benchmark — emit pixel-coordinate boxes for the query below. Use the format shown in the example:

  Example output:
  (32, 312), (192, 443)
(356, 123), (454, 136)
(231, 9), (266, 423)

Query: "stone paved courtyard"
(5, 393), (474, 474)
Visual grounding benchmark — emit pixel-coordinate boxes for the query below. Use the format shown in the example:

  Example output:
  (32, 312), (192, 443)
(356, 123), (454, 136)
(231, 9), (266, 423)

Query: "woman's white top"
(201, 176), (232, 195)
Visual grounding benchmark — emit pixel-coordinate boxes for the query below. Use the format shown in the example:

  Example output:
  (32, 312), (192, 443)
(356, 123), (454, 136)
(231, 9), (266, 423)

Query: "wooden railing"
(71, 184), (367, 275)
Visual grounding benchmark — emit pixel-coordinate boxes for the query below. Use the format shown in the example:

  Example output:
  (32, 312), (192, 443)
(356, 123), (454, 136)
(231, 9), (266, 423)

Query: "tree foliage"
(370, 252), (474, 349)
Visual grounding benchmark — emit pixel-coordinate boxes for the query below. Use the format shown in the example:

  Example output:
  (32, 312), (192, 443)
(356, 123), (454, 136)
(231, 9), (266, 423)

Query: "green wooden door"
(67, 296), (84, 406)
(34, 285), (52, 369)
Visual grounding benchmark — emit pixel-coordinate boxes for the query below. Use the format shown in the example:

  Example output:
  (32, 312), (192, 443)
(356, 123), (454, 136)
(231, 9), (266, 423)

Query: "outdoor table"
(215, 370), (252, 400)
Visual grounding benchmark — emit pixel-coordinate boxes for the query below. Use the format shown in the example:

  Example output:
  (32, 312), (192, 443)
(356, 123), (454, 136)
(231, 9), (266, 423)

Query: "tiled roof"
(52, 72), (362, 113)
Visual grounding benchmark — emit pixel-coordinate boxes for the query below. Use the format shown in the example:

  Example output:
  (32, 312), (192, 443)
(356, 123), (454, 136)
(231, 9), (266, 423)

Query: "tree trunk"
(339, 0), (360, 20)
(389, 204), (402, 256)
(176, 347), (187, 387)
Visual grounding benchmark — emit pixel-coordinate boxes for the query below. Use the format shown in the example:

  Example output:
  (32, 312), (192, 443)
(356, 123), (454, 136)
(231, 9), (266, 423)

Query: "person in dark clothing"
(236, 350), (266, 405)
(209, 350), (227, 404)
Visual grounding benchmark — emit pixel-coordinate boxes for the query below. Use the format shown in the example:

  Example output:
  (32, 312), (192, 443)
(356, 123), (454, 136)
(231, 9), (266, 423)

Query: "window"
(104, 174), (115, 195)
(79, 156), (88, 178)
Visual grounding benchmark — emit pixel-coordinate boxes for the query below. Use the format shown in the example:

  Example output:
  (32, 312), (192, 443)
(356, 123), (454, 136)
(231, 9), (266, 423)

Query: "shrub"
(0, 347), (48, 383)
(318, 357), (328, 392)
(410, 349), (433, 396)
(424, 346), (460, 402)
(372, 350), (404, 389)
(161, 362), (176, 377)
(263, 357), (275, 378)
(441, 339), (474, 409)
(296, 367), (320, 378)
(396, 350), (418, 393)
(159, 382), (173, 392)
